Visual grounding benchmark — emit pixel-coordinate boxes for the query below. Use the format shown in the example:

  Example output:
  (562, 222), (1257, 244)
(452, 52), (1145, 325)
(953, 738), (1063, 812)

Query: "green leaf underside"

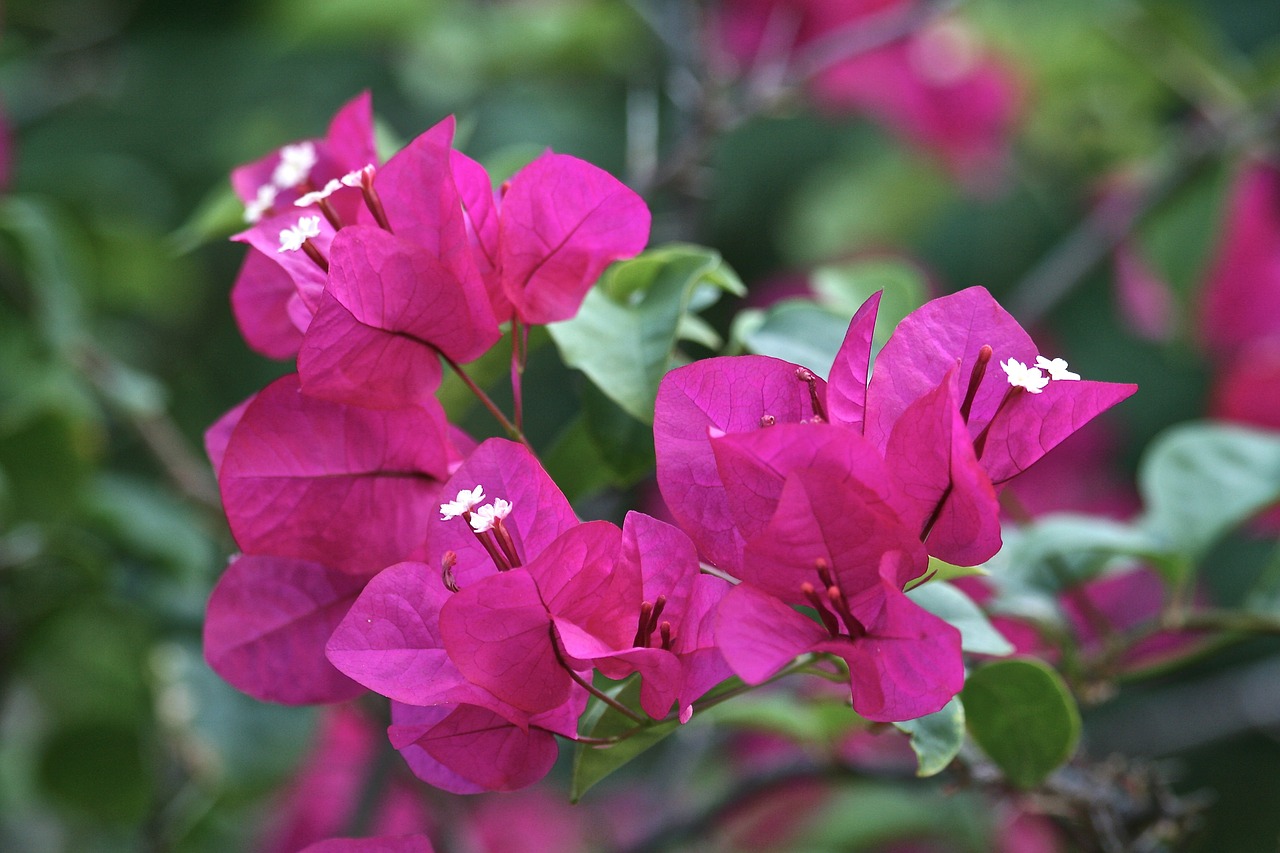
(894, 696), (965, 777)
(570, 676), (678, 802)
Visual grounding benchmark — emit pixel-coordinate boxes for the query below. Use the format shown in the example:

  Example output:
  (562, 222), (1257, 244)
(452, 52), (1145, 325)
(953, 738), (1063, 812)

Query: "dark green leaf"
(962, 659), (1081, 788)
(894, 697), (965, 777)
(548, 244), (744, 423)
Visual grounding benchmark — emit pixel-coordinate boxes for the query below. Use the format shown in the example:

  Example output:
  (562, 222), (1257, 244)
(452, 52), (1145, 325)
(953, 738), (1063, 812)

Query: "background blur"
(3, 0), (1280, 850)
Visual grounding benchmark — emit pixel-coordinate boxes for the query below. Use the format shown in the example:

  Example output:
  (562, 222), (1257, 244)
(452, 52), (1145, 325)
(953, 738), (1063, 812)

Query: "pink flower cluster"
(654, 287), (1135, 720)
(203, 95), (1135, 799)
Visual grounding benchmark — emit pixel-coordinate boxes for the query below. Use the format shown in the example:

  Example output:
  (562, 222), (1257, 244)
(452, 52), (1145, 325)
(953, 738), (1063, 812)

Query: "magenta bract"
(654, 355), (827, 571)
(203, 554), (368, 705)
(218, 374), (453, 574)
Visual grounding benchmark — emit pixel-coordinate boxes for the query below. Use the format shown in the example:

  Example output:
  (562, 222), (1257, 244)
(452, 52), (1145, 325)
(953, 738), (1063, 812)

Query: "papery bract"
(203, 555), (368, 704)
(858, 286), (1136, 484)
(497, 153), (651, 324)
(883, 368), (1001, 565)
(1199, 158), (1280, 358)
(717, 578), (962, 721)
(427, 438), (579, 589)
(389, 699), (579, 794)
(218, 374), (453, 573)
(654, 355), (826, 570)
(297, 225), (500, 408)
(572, 512), (732, 721)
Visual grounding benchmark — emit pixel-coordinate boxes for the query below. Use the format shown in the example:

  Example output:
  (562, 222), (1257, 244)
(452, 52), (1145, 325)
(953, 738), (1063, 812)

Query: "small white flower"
(469, 498), (512, 533)
(1000, 358), (1049, 394)
(243, 184), (279, 223)
(277, 215), (322, 253)
(272, 141), (318, 188)
(340, 164), (376, 188)
(1035, 356), (1081, 381)
(440, 486), (485, 520)
(294, 178), (343, 207)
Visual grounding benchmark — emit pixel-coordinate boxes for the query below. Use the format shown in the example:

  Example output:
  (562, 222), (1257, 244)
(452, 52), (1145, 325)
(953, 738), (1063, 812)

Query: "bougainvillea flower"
(426, 438), (579, 589)
(260, 707), (432, 853)
(297, 225), (501, 408)
(856, 286), (1137, 484)
(1113, 240), (1177, 343)
(1199, 157), (1280, 358)
(564, 512), (731, 722)
(389, 695), (583, 794)
(217, 373), (455, 574)
(462, 788), (589, 853)
(881, 369), (1002, 565)
(654, 355), (827, 571)
(231, 91), (377, 222)
(204, 554), (370, 704)
(717, 577), (962, 722)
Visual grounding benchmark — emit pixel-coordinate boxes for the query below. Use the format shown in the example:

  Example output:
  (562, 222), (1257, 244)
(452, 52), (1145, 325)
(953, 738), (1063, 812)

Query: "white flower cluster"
(243, 141), (319, 223)
(1000, 355), (1081, 394)
(438, 486), (512, 533)
(277, 215), (321, 253)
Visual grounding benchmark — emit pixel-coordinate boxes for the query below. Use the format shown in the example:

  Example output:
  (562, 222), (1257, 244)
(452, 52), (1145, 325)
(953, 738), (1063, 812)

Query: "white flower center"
(244, 184), (279, 223)
(1000, 358), (1049, 394)
(1034, 356), (1081, 382)
(272, 141), (318, 189)
(294, 178), (343, 208)
(469, 498), (512, 533)
(439, 485), (485, 520)
(277, 215), (322, 253)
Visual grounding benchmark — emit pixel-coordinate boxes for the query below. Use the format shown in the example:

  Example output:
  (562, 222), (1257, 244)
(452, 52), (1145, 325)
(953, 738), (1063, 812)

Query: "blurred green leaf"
(580, 382), (655, 486)
(730, 299), (849, 379)
(1000, 514), (1172, 592)
(810, 257), (928, 346)
(1138, 422), (1280, 567)
(548, 244), (744, 423)
(909, 580), (1014, 656)
(571, 677), (678, 802)
(962, 659), (1081, 788)
(894, 697), (965, 778)
(37, 722), (153, 824)
(0, 197), (90, 352)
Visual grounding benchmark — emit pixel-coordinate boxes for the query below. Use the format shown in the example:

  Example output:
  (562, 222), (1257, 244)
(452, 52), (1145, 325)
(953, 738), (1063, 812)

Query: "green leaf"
(810, 257), (927, 345)
(1138, 422), (1280, 565)
(1000, 514), (1172, 592)
(962, 659), (1081, 788)
(580, 382), (655, 486)
(548, 244), (744, 423)
(908, 580), (1014, 656)
(730, 299), (851, 379)
(570, 677), (679, 802)
(894, 697), (965, 777)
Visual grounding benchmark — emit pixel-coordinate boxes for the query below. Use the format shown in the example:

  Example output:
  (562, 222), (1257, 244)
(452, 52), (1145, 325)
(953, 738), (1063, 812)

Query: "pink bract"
(217, 374), (453, 574)
(203, 555), (369, 705)
(654, 355), (827, 571)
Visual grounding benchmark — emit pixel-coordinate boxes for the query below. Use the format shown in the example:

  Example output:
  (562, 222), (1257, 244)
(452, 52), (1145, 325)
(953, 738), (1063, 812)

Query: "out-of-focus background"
(3, 0), (1280, 850)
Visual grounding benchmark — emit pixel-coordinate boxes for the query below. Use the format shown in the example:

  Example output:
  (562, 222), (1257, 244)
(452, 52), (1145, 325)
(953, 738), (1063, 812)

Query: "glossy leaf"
(549, 244), (744, 423)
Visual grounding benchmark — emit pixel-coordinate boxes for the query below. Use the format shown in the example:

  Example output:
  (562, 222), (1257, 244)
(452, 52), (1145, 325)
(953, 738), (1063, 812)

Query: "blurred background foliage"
(2, 0), (1280, 850)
